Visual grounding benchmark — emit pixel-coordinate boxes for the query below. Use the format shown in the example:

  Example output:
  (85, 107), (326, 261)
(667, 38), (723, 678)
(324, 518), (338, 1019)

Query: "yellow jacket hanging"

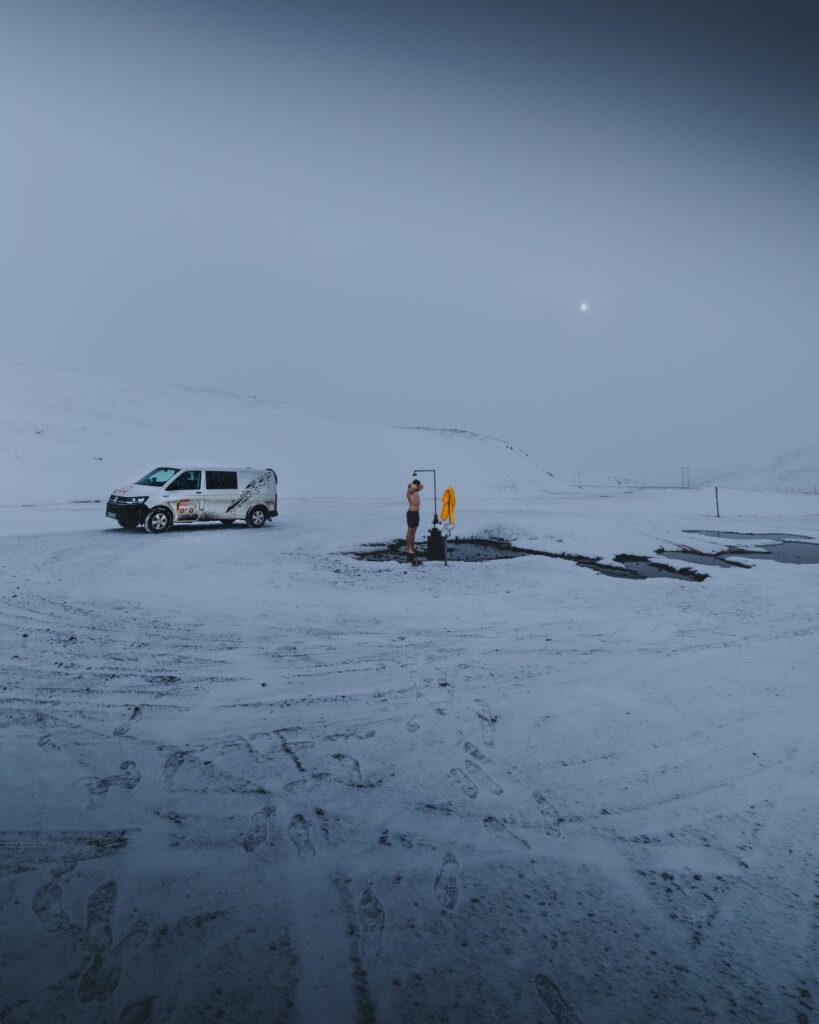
(440, 486), (456, 525)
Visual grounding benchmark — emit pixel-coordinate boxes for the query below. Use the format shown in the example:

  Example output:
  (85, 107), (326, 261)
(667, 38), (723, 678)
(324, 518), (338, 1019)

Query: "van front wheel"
(145, 507), (173, 534)
(246, 506), (268, 528)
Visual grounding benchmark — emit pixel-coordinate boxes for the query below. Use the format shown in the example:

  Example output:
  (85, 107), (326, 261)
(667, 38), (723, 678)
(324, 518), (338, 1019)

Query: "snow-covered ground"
(2, 481), (819, 1023)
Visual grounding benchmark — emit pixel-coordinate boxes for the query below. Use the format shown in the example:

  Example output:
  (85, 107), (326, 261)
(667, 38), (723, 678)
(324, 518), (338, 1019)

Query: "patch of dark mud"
(356, 538), (524, 562)
(351, 538), (706, 582)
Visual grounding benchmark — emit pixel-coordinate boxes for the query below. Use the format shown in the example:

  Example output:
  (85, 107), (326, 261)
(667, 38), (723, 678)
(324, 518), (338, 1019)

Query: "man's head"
(409, 478), (423, 490)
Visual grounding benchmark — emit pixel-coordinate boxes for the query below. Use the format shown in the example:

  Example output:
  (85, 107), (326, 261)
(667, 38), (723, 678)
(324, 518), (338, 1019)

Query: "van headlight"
(125, 496), (147, 504)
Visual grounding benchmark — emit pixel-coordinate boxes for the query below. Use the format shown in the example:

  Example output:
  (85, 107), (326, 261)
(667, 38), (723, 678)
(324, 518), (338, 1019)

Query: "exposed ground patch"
(351, 538), (707, 582)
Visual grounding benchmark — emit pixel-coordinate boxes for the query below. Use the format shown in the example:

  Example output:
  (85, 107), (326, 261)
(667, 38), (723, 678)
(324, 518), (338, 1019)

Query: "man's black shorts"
(406, 510), (420, 528)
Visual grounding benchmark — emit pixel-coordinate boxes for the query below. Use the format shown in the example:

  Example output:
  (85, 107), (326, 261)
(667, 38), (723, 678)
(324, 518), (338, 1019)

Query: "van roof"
(159, 465), (274, 472)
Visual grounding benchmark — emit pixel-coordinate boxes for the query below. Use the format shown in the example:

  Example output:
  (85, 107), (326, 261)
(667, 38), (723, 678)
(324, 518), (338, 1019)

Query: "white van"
(106, 466), (278, 533)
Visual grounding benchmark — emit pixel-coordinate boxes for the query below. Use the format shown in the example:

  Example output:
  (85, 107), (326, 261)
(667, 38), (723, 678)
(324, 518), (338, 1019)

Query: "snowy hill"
(0, 362), (564, 504)
(697, 446), (819, 493)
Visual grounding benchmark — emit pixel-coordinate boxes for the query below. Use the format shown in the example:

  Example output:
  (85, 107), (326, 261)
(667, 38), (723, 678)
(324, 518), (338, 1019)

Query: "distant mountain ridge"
(697, 446), (819, 492)
(0, 362), (565, 504)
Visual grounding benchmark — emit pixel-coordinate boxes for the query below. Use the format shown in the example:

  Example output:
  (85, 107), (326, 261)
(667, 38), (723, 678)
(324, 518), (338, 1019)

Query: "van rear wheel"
(145, 507), (173, 534)
(246, 505), (268, 528)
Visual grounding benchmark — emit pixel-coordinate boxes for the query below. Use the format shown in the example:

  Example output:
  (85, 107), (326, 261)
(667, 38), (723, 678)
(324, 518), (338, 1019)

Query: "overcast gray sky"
(2, 0), (817, 478)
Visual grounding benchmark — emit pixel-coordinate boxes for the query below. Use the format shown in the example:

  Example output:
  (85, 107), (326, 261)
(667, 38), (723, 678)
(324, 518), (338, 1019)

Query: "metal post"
(715, 486), (720, 517)
(412, 469), (438, 524)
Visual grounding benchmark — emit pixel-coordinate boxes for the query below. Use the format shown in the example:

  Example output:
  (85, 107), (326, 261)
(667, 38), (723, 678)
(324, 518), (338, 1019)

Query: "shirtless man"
(406, 479), (423, 557)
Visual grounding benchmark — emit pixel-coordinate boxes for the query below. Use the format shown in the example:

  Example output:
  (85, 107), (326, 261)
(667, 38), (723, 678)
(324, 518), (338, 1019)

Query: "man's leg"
(408, 526), (417, 554)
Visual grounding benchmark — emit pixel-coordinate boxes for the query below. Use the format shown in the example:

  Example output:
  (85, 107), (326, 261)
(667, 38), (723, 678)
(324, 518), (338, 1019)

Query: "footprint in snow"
(332, 753), (381, 789)
(78, 920), (150, 1004)
(113, 706), (142, 737)
(483, 816), (530, 850)
(405, 715), (421, 733)
(533, 791), (561, 837)
(119, 996), (155, 1024)
(433, 854), (460, 910)
(534, 973), (580, 1024)
(358, 886), (385, 962)
(465, 760), (503, 795)
(162, 750), (190, 784)
(473, 700), (498, 747)
(464, 741), (493, 763)
(86, 879), (117, 951)
(84, 761), (141, 810)
(31, 880), (71, 934)
(286, 814), (315, 859)
(449, 768), (478, 800)
(242, 806), (275, 852)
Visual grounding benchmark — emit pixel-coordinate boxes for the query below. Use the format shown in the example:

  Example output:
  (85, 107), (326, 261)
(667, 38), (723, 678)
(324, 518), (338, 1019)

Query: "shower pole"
(412, 469), (438, 525)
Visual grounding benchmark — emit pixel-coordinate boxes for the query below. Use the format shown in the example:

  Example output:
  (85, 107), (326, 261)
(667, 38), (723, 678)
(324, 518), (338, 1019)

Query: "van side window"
(167, 470), (201, 491)
(206, 471), (238, 490)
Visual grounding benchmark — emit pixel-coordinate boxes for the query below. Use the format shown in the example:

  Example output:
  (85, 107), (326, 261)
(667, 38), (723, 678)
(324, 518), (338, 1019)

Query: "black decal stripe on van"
(224, 472), (273, 515)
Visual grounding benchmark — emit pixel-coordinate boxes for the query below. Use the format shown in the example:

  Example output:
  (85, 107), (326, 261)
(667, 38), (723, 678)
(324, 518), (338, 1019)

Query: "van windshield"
(136, 467), (180, 487)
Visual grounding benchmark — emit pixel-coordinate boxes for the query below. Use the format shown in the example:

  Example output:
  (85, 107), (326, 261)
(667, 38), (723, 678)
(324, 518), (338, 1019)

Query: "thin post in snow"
(715, 486), (720, 518)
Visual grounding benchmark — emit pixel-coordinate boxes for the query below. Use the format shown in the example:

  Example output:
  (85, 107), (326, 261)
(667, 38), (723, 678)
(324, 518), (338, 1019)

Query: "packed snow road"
(2, 494), (818, 1024)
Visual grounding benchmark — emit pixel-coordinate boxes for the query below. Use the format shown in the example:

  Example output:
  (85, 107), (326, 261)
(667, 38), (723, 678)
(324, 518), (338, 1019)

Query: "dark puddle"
(611, 555), (707, 581)
(684, 530), (811, 542)
(656, 547), (752, 569)
(683, 530), (819, 565)
(353, 538), (707, 582)
(722, 541), (819, 565)
(355, 538), (524, 564)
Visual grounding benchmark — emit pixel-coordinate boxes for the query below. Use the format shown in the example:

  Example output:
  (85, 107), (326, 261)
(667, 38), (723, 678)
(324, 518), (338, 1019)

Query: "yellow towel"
(441, 486), (456, 525)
